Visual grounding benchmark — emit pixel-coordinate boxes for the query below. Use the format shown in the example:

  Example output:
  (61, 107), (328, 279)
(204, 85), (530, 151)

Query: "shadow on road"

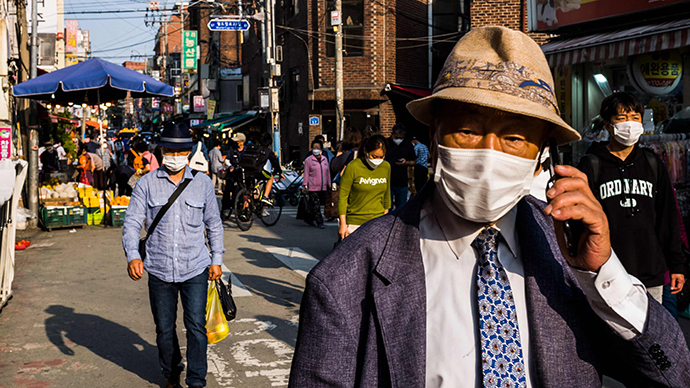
(44, 305), (164, 386)
(233, 270), (303, 308)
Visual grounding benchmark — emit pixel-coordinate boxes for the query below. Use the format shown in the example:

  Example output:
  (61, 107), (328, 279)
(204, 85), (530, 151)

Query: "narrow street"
(0, 206), (338, 388)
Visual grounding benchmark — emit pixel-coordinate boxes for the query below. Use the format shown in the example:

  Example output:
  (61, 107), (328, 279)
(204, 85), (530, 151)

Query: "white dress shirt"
(420, 191), (649, 388)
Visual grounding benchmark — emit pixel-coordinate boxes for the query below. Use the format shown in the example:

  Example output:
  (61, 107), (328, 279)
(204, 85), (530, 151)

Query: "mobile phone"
(547, 137), (584, 257)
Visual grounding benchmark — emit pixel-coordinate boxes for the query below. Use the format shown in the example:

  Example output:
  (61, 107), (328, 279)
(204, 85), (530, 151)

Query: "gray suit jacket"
(289, 186), (690, 387)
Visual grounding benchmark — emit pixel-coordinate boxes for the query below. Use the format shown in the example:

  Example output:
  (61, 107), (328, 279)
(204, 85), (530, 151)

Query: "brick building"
(186, 3), (243, 114)
(241, 0), (555, 161)
(122, 61), (146, 74)
(243, 0), (438, 162)
(153, 14), (182, 85)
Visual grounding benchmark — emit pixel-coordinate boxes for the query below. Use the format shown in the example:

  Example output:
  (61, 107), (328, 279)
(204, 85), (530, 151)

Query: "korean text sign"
(183, 30), (198, 72)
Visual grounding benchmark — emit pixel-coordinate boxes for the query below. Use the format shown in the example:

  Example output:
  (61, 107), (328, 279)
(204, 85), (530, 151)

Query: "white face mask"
(366, 157), (384, 169)
(612, 121), (644, 147)
(313, 149), (322, 156)
(392, 138), (403, 146)
(163, 154), (188, 172)
(434, 145), (538, 223)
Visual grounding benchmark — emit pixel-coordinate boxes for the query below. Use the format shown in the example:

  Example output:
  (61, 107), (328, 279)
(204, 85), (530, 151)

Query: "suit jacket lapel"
(372, 187), (429, 388)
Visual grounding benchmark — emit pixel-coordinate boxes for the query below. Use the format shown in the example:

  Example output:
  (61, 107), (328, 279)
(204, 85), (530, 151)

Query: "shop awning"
(191, 111), (259, 132)
(49, 115), (79, 126)
(542, 18), (690, 67)
(85, 120), (108, 129)
(382, 83), (432, 98)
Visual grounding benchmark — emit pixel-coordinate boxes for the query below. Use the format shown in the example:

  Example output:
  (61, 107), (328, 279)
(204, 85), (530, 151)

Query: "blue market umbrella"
(11, 57), (174, 103)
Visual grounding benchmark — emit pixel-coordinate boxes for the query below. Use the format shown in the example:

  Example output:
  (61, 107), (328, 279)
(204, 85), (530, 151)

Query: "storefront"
(532, 1), (690, 230)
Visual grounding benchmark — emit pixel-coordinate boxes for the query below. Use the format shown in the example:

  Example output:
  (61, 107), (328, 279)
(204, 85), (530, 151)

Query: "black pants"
(308, 190), (326, 226)
(221, 171), (241, 212)
(414, 164), (428, 193)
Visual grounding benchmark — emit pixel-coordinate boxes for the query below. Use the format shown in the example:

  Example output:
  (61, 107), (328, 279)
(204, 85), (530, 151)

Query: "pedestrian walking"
(303, 140), (331, 229)
(221, 132), (247, 218)
(337, 134), (390, 240)
(208, 141), (224, 194)
(326, 127), (363, 221)
(122, 122), (224, 388)
(77, 146), (94, 186)
(88, 151), (105, 190)
(410, 137), (430, 193)
(290, 26), (690, 387)
(577, 92), (686, 303)
(384, 124), (416, 209)
(83, 135), (99, 154)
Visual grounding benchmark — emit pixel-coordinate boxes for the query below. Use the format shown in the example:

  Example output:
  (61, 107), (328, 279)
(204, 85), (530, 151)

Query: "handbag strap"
(145, 169), (198, 239)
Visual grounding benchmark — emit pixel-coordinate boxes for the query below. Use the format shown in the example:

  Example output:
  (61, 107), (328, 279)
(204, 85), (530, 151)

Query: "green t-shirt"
(338, 158), (392, 226)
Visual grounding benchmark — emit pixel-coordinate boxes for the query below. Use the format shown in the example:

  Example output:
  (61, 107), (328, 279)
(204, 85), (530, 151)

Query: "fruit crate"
(65, 206), (88, 227)
(110, 206), (127, 227)
(40, 207), (66, 230)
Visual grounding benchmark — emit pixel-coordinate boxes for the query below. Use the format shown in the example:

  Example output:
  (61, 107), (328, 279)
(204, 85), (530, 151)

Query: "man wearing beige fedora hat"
(289, 26), (690, 387)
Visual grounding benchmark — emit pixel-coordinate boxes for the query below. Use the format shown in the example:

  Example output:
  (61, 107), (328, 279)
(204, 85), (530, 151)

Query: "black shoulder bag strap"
(139, 170), (199, 260)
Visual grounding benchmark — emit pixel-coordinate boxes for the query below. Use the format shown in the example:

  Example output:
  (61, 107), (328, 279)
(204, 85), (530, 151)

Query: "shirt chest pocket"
(185, 198), (205, 227)
(147, 198), (164, 222)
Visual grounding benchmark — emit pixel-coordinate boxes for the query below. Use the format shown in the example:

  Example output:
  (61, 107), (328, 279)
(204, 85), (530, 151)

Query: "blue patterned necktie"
(473, 228), (527, 388)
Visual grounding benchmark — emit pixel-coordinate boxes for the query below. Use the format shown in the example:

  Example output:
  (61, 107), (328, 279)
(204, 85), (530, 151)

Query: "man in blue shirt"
(122, 122), (224, 388)
(411, 137), (430, 192)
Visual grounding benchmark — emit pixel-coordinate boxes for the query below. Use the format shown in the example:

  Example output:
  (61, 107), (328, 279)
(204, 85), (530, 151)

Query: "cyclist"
(257, 132), (283, 207)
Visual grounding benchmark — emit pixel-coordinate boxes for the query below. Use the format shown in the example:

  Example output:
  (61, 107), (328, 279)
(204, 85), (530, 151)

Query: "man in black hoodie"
(578, 92), (685, 303)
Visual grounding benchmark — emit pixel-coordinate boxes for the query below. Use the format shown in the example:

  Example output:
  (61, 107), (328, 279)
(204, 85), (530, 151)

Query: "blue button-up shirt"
(122, 167), (225, 283)
(413, 141), (430, 167)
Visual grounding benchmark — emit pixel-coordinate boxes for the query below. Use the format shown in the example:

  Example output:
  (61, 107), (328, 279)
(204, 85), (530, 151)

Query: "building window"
(242, 74), (250, 106)
(326, 0), (364, 57)
(237, 84), (243, 103)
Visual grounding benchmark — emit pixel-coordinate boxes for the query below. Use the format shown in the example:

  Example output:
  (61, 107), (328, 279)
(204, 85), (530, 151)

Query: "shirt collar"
(156, 166), (194, 184)
(431, 189), (519, 259)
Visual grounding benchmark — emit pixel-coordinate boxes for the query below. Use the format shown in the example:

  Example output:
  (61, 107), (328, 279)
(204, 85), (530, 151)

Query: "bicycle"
(233, 167), (283, 231)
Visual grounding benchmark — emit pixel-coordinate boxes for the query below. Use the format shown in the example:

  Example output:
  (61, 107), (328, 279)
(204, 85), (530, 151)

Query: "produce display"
(111, 196), (130, 207)
(40, 183), (79, 201)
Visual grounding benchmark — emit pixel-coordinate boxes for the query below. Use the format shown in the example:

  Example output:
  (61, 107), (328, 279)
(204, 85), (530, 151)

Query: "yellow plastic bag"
(206, 281), (230, 344)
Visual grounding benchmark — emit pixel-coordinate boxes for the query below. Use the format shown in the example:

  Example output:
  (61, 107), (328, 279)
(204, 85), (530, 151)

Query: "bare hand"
(338, 224), (349, 240)
(128, 259), (144, 281)
(209, 265), (223, 281)
(544, 165), (611, 272)
(396, 159), (406, 166)
(671, 274), (685, 294)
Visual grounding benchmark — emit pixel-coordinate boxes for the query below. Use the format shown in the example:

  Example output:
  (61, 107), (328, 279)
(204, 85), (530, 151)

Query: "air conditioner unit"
(276, 46), (283, 63)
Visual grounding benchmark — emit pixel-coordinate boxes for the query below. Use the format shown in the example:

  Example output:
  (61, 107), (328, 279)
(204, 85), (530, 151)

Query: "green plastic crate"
(110, 207), (127, 227)
(65, 206), (87, 226)
(40, 207), (66, 229)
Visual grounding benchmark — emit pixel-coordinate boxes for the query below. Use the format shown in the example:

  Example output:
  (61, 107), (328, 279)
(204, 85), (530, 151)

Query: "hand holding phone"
(547, 137), (585, 257)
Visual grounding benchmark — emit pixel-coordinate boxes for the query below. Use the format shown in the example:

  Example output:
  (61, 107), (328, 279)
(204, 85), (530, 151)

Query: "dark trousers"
(390, 186), (409, 210)
(413, 164), (428, 193)
(148, 269), (209, 387)
(92, 169), (106, 190)
(663, 284), (679, 320)
(221, 171), (241, 212)
(308, 190), (326, 226)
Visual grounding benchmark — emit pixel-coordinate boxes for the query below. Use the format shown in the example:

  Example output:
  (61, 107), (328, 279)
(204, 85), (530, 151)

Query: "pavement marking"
(222, 263), (252, 297)
(265, 247), (319, 278)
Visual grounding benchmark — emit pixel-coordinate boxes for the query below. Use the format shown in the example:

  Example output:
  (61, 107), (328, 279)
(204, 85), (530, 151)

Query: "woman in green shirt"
(338, 135), (392, 239)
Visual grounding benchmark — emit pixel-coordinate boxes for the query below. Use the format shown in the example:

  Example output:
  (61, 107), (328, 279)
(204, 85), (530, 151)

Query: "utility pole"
(333, 0), (345, 141)
(262, 0), (281, 161)
(28, 0), (39, 227)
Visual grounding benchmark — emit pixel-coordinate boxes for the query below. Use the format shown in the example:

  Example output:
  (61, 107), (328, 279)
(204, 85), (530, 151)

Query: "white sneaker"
(261, 208), (270, 217)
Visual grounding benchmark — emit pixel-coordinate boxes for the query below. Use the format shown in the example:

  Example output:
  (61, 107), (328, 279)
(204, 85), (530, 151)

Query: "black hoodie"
(577, 142), (684, 287)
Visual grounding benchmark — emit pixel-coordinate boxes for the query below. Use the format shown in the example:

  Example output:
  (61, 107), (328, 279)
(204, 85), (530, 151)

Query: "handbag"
(139, 170), (198, 260)
(296, 193), (312, 222)
(215, 279), (237, 321)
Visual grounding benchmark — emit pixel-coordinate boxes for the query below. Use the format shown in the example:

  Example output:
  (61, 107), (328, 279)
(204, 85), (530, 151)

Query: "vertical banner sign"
(0, 128), (11, 160)
(207, 100), (216, 120)
(65, 20), (78, 53)
(554, 65), (572, 125)
(193, 96), (205, 112)
(183, 31), (197, 72)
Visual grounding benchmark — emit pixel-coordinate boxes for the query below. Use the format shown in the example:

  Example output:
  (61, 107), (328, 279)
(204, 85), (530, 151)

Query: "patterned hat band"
(159, 137), (193, 143)
(434, 60), (560, 115)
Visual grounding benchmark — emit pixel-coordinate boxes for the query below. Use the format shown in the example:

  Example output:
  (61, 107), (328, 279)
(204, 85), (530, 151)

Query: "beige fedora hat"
(407, 26), (580, 145)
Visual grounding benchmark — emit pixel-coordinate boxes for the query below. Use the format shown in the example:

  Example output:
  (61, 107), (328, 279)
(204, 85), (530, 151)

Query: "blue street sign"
(309, 116), (319, 126)
(208, 19), (250, 31)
